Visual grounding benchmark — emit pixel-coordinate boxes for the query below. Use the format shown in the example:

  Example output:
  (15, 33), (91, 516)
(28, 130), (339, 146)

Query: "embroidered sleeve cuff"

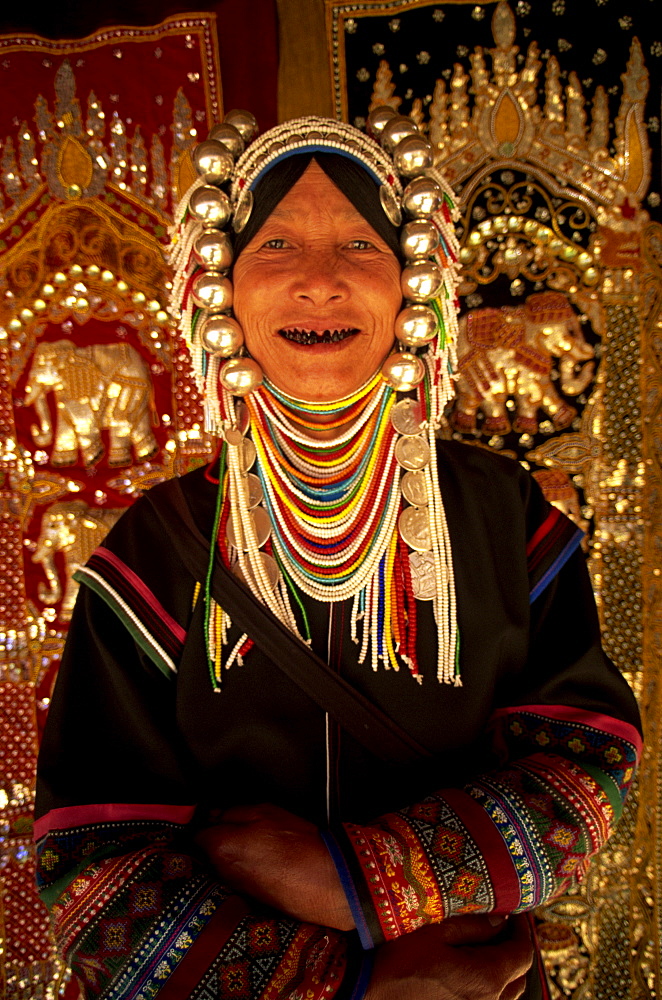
(329, 788), (527, 945)
(322, 829), (376, 950)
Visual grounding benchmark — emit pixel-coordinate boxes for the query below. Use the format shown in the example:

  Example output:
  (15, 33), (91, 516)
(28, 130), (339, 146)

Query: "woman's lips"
(278, 327), (360, 345)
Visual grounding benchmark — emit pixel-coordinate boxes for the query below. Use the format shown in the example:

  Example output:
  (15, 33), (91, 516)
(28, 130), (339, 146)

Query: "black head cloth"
(232, 152), (402, 261)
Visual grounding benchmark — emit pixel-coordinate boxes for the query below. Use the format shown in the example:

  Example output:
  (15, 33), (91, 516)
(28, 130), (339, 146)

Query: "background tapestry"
(0, 8), (278, 997)
(326, 1), (661, 997)
(0, 0), (660, 997)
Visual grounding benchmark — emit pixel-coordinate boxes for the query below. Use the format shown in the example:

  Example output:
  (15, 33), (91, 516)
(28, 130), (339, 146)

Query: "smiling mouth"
(279, 327), (360, 345)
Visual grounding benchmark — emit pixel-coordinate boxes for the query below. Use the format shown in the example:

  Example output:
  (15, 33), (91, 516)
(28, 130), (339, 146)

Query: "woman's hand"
(365, 915), (534, 1000)
(195, 803), (354, 930)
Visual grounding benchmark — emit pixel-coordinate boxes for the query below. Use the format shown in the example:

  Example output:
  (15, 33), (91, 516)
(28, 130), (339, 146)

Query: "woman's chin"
(259, 334), (393, 402)
(266, 366), (375, 403)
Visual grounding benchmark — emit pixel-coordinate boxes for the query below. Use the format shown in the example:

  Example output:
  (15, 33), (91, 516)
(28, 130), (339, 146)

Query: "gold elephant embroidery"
(32, 501), (123, 620)
(24, 339), (159, 467)
(451, 292), (596, 436)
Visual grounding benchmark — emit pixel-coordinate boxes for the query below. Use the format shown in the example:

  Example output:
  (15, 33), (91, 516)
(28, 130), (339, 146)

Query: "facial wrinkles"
(231, 161), (401, 400)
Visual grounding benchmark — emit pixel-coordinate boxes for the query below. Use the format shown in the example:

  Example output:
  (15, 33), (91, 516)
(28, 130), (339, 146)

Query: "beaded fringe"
(207, 378), (461, 687)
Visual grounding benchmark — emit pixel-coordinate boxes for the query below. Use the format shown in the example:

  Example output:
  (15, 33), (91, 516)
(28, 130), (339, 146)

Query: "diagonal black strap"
(145, 480), (431, 764)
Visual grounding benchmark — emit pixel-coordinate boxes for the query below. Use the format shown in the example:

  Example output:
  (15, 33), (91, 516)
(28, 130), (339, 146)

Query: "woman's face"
(232, 160), (402, 402)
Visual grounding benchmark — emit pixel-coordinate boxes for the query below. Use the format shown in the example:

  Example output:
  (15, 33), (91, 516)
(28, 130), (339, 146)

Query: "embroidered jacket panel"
(34, 441), (642, 999)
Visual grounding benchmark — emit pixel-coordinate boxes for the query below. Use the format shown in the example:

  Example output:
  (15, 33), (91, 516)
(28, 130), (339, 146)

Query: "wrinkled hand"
(366, 914), (533, 1000)
(195, 803), (354, 930)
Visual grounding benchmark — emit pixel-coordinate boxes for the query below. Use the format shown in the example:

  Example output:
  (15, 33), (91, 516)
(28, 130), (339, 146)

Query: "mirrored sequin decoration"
(330, 1), (660, 996)
(0, 18), (221, 997)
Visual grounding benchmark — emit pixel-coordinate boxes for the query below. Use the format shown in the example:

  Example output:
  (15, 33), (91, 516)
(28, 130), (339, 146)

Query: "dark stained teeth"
(279, 328), (359, 344)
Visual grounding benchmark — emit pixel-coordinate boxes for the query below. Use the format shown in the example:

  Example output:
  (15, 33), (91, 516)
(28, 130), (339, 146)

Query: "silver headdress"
(170, 111), (464, 687)
(170, 109), (462, 437)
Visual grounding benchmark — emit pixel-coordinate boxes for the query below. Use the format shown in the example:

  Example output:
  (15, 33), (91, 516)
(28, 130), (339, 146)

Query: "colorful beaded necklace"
(205, 360), (460, 692)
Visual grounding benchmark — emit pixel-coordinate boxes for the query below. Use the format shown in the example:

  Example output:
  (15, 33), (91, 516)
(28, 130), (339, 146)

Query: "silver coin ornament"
(189, 185), (232, 227)
(381, 351), (426, 391)
(192, 140), (234, 184)
(398, 506), (432, 552)
(224, 109), (259, 143)
(221, 407), (250, 444)
(379, 184), (402, 227)
(220, 357), (263, 396)
(227, 505), (272, 551)
(223, 426), (244, 446)
(233, 190), (254, 233)
(193, 230), (233, 270)
(402, 176), (443, 219)
(191, 272), (233, 311)
(380, 115), (419, 154)
(367, 105), (398, 136)
(234, 399), (250, 436)
(395, 434), (431, 471)
(200, 314), (244, 357)
(233, 552), (281, 592)
(401, 220), (439, 261)
(394, 304), (439, 347)
(208, 121), (245, 158)
(240, 438), (257, 473)
(392, 134), (433, 178)
(401, 470), (429, 507)
(246, 473), (265, 509)
(391, 397), (426, 436)
(409, 551), (437, 600)
(401, 261), (443, 303)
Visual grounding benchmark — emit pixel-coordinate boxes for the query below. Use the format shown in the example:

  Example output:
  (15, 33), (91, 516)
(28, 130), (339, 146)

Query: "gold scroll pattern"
(349, 1), (657, 996)
(0, 42), (217, 996)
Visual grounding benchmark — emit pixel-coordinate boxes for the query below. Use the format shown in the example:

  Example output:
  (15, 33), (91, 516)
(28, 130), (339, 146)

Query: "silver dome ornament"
(367, 105), (398, 137)
(193, 230), (233, 270)
(190, 271), (233, 311)
(401, 220), (439, 260)
(380, 115), (419, 154)
(401, 260), (444, 302)
(189, 185), (232, 227)
(224, 109), (259, 143)
(394, 304), (439, 347)
(392, 134), (433, 178)
(381, 350), (426, 390)
(219, 356), (264, 396)
(402, 176), (443, 219)
(208, 121), (245, 159)
(199, 313), (244, 356)
(192, 140), (234, 184)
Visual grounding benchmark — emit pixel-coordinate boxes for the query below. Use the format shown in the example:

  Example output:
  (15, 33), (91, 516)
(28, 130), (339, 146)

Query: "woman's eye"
(262, 238), (290, 250)
(346, 239), (373, 250)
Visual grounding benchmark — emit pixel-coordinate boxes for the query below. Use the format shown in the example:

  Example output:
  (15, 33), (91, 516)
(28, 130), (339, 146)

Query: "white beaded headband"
(169, 109), (461, 434)
(230, 116), (404, 234)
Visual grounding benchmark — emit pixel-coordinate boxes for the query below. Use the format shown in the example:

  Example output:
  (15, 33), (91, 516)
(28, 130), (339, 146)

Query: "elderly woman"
(35, 113), (641, 1000)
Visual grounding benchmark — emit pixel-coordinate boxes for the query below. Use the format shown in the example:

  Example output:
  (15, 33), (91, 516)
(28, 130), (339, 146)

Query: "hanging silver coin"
(233, 552), (281, 592)
(379, 183), (402, 227)
(398, 507), (432, 552)
(240, 438), (256, 472)
(235, 399), (250, 436)
(401, 470), (428, 507)
(391, 398), (426, 436)
(227, 505), (271, 551)
(246, 473), (264, 509)
(395, 434), (431, 471)
(409, 551), (436, 600)
(223, 426), (244, 446)
(233, 190), (253, 233)
(251, 506), (272, 546)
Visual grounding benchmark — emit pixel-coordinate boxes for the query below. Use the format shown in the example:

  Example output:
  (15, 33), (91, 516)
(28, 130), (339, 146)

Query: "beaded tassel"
(214, 376), (459, 684)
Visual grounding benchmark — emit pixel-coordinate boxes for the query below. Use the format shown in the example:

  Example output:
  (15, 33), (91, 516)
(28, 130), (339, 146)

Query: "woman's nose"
(290, 251), (349, 306)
